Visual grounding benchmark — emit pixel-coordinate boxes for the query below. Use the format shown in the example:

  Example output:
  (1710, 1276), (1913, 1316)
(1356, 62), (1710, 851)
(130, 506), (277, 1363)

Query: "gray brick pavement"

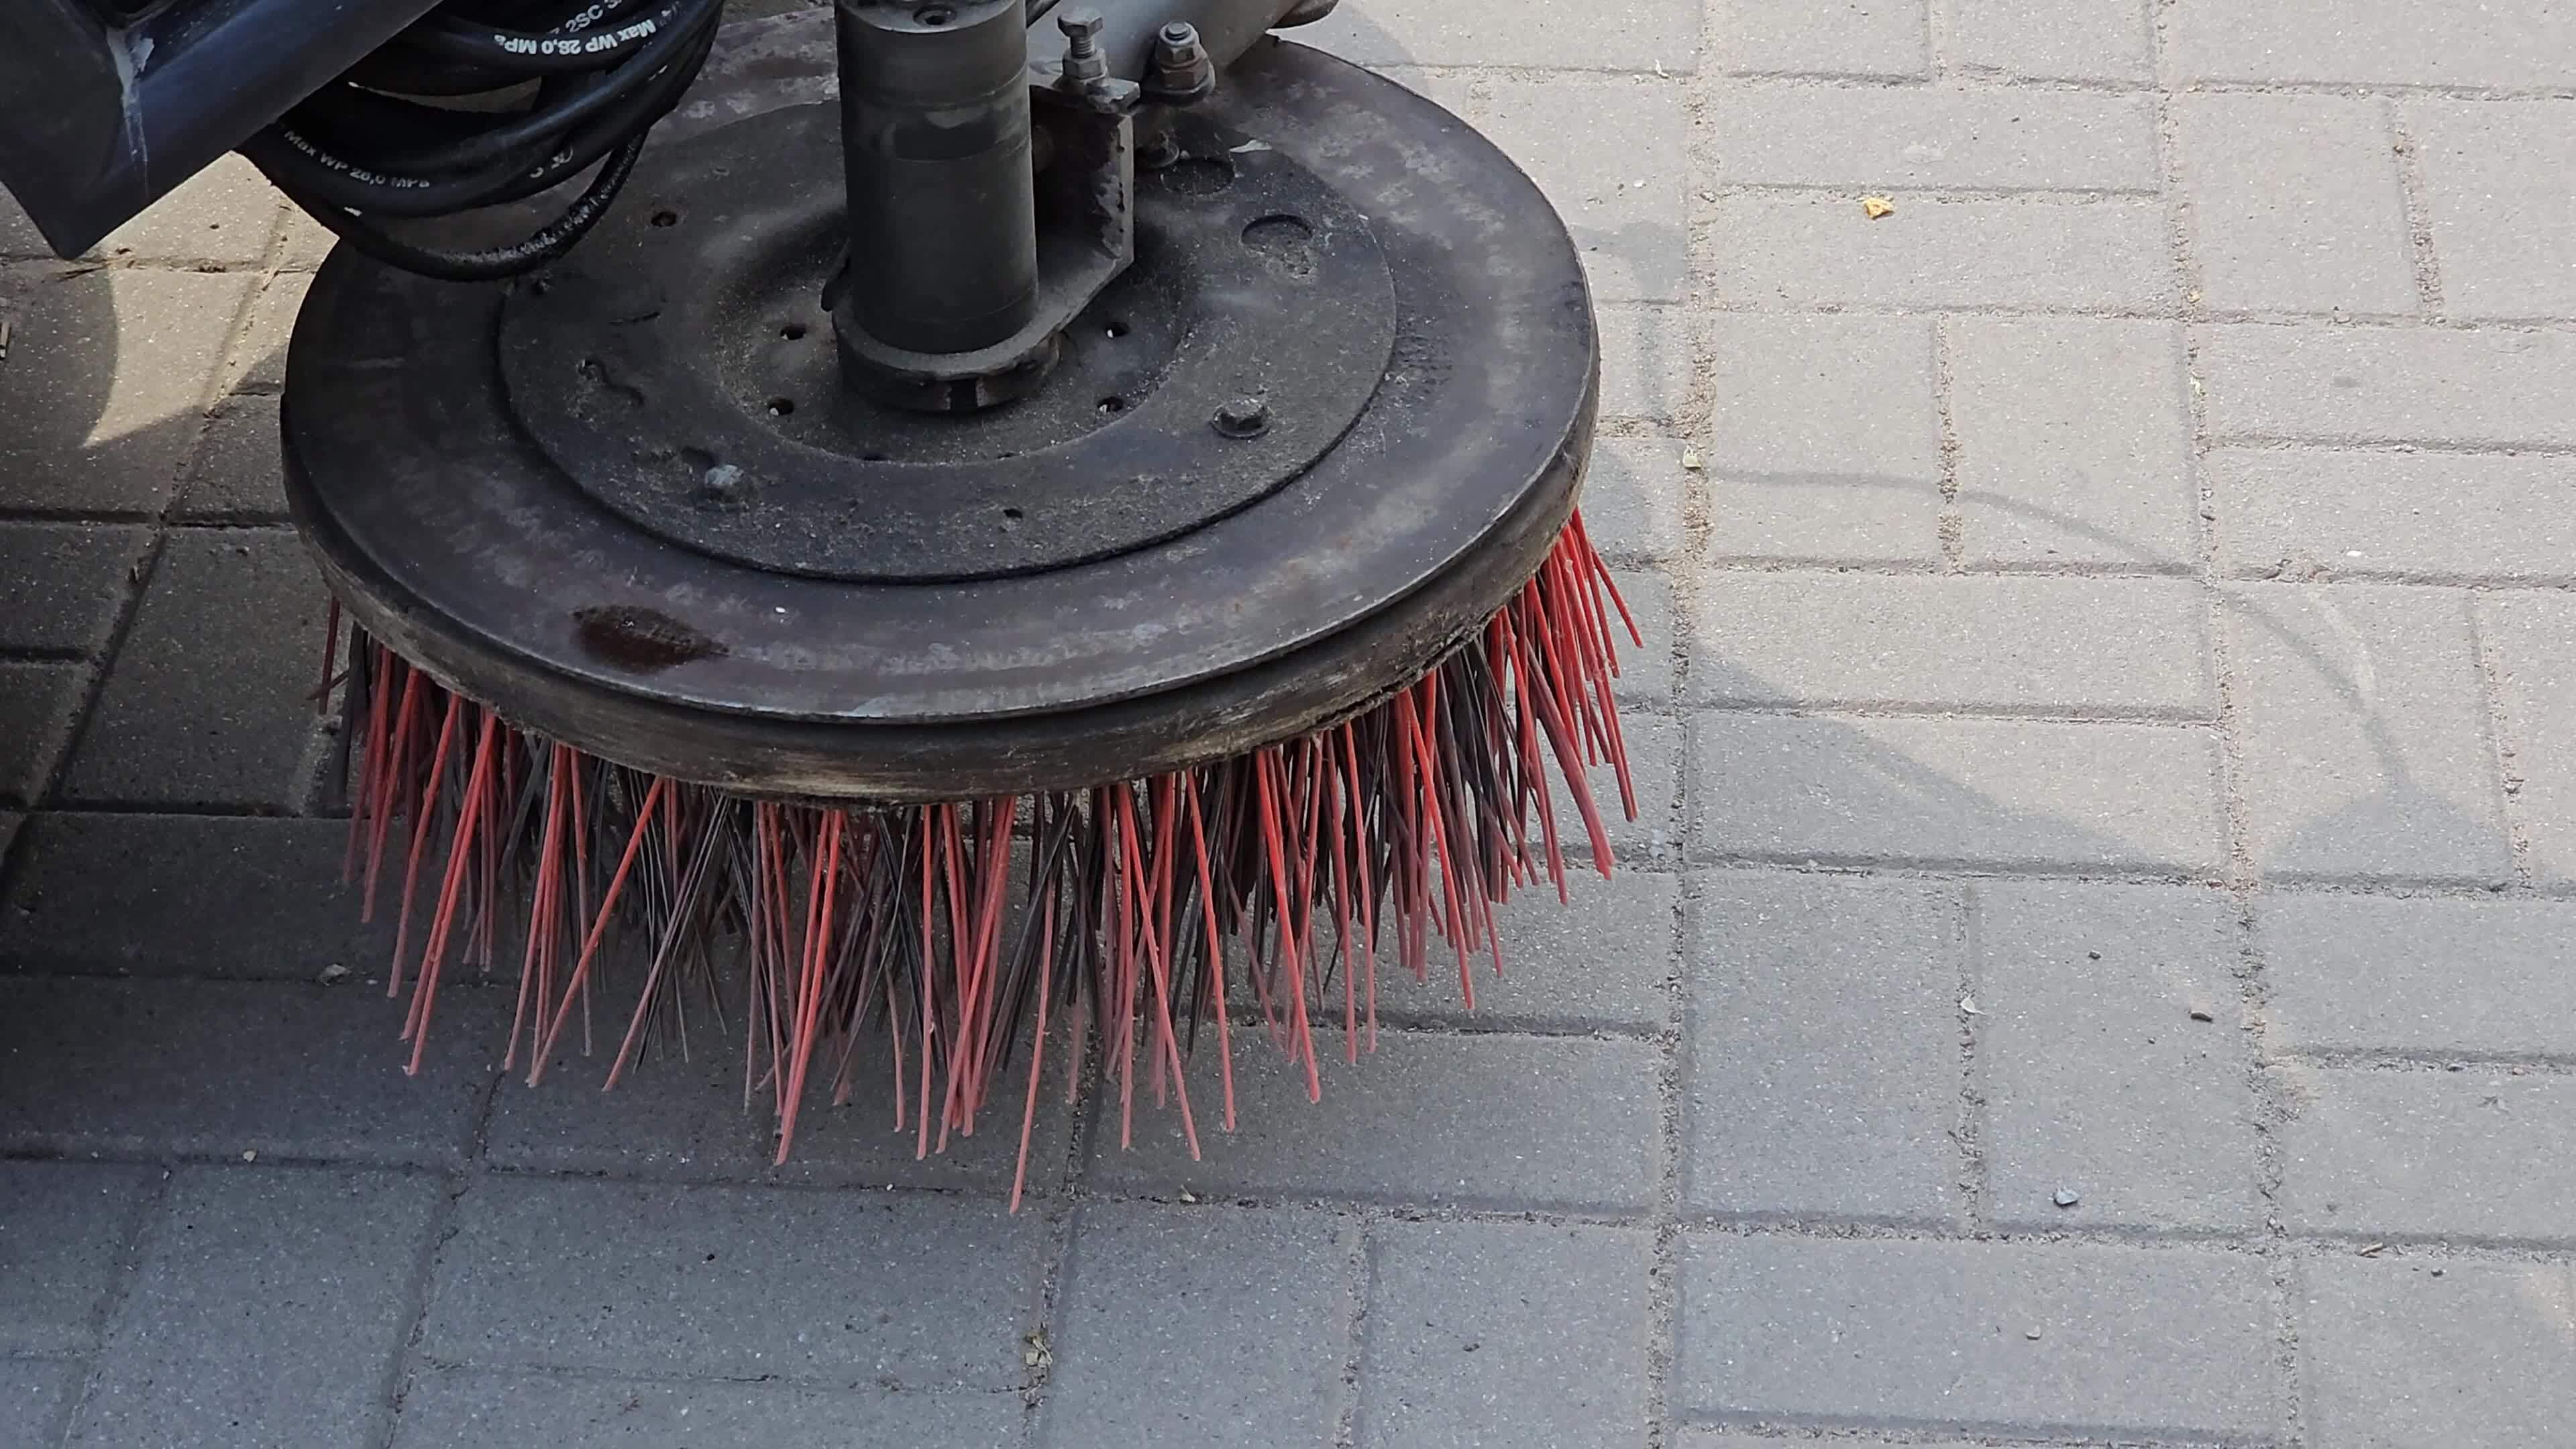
(2212, 448), (2576, 586)
(61, 528), (331, 810)
(0, 524), (144, 655)
(2201, 325), (2576, 449)
(421, 1176), (1044, 1387)
(391, 1369), (1027, 1449)
(1691, 713), (2227, 873)
(1041, 1203), (1348, 1446)
(1686, 872), (1962, 1222)
(4, 2), (2575, 1446)
(1692, 573), (2212, 714)
(1705, 312), (1943, 565)
(1974, 880), (2257, 1231)
(1091, 1031), (1660, 1212)
(2300, 1255), (2576, 1449)
(2279, 1067), (2576, 1244)
(0, 661), (84, 806)
(0, 979), (496, 1165)
(2221, 583), (2514, 883)
(0, 814), (387, 977)
(1711, 194), (2175, 311)
(1950, 315), (2197, 570)
(1677, 1233), (2282, 1438)
(1713, 0), (1927, 77)
(2176, 94), (2418, 317)
(1708, 86), (2159, 193)
(2259, 893), (2576, 1057)
(2408, 101), (2576, 321)
(1953, 0), (2149, 82)
(1359, 1220), (1652, 1449)
(172, 398), (287, 522)
(66, 1167), (437, 1449)
(0, 269), (252, 515)
(2485, 591), (2576, 884)
(0, 1163), (156, 1356)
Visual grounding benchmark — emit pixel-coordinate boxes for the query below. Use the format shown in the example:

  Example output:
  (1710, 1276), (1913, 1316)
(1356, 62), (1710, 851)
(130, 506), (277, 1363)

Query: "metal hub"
(500, 106), (1396, 582)
(282, 36), (1599, 803)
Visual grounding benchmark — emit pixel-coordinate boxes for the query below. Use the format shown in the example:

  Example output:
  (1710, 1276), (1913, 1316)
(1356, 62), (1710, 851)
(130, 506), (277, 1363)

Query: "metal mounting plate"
(497, 107), (1396, 583)
(282, 33), (1599, 802)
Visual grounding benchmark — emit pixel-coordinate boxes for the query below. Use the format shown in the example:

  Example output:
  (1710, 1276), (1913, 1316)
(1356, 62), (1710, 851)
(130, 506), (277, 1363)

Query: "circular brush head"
(283, 23), (1634, 1202)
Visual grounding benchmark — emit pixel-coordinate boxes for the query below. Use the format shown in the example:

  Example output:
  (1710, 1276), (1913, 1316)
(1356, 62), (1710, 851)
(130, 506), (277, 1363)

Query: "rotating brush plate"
(282, 38), (1599, 802)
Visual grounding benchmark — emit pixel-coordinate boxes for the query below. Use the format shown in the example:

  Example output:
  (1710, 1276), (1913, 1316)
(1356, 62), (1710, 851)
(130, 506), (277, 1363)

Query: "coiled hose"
(244, 0), (727, 282)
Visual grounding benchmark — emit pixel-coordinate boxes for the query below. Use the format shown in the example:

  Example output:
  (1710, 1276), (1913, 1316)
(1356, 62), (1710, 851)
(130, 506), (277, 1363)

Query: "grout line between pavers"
(1017, 1044), (1098, 1447)
(1330, 1222), (1369, 1448)
(1932, 315), (1966, 568)
(1955, 882), (1988, 1230)
(364, 1051), (507, 1449)
(1695, 299), (2576, 328)
(34, 1138), (2576, 1263)
(1672, 1409), (2282, 1447)
(1690, 552), (2576, 596)
(2386, 97), (2449, 321)
(1704, 180), (2169, 201)
(52, 1165), (174, 1449)
(2149, 5), (2308, 1440)
(1684, 67), (2576, 102)
(2468, 592), (2537, 890)
(1644, 58), (1714, 1420)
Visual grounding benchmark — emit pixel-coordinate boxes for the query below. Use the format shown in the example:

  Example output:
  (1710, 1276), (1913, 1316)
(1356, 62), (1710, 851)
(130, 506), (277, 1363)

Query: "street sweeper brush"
(258, 0), (1632, 1196)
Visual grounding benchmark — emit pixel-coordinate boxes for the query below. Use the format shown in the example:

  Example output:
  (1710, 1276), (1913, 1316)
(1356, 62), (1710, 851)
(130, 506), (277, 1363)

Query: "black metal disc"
(282, 29), (1599, 803)
(497, 105), (1397, 583)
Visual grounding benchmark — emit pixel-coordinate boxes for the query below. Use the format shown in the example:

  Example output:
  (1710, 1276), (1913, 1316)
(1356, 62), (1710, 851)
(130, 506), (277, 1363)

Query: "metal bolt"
(1213, 396), (1271, 438)
(1059, 8), (1108, 84)
(1149, 20), (1215, 103)
(697, 462), (747, 508)
(1059, 8), (1104, 54)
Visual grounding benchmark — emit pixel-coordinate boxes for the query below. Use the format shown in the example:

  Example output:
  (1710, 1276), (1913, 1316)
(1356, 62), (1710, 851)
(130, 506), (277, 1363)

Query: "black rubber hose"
(247, 0), (723, 280)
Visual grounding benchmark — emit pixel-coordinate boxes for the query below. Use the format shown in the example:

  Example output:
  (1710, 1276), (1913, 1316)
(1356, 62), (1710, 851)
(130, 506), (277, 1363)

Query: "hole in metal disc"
(767, 397), (796, 417)
(918, 6), (955, 23)
(781, 322), (808, 341)
(1105, 319), (1130, 339)
(649, 209), (680, 228)
(1097, 397), (1128, 416)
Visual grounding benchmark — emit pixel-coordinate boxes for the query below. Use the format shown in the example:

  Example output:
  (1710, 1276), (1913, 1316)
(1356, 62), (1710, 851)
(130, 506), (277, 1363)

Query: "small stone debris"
(2358, 1242), (2386, 1256)
(2052, 1188), (2080, 1209)
(1022, 1329), (1053, 1372)
(1862, 196), (1896, 219)
(1178, 1189), (1200, 1204)
(241, 1150), (258, 1163)
(2025, 1329), (2043, 1341)
(2188, 1004), (2216, 1023)
(1680, 448), (1705, 472)
(2087, 951), (2102, 961)
(1960, 995), (1983, 1016)
(318, 963), (352, 986)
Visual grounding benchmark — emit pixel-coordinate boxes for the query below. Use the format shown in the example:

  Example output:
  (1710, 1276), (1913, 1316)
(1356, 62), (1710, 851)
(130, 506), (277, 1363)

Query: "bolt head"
(1057, 7), (1105, 41)
(1161, 21), (1196, 44)
(1213, 396), (1271, 438)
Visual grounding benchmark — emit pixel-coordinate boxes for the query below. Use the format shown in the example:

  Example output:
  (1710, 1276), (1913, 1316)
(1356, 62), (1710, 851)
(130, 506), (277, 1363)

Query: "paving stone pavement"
(5, 1), (2576, 1446)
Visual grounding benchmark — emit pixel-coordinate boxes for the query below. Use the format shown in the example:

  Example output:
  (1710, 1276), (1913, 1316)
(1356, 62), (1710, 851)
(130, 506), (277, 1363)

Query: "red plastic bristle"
(337, 516), (1636, 1202)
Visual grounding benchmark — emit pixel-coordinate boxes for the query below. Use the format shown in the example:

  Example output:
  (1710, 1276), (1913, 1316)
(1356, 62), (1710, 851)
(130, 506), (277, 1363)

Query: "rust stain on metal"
(573, 605), (727, 672)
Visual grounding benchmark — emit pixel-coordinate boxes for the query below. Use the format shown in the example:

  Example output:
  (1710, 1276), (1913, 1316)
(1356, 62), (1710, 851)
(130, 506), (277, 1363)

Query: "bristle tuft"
(339, 517), (1635, 1197)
